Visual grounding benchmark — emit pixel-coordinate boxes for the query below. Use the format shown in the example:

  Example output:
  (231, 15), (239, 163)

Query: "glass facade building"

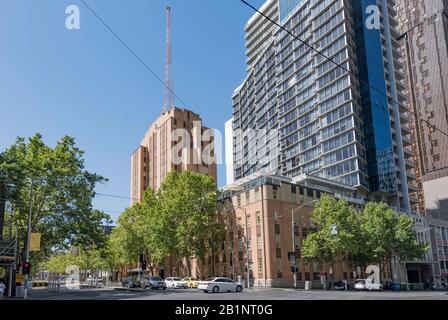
(230, 0), (417, 212)
(279, 0), (304, 21)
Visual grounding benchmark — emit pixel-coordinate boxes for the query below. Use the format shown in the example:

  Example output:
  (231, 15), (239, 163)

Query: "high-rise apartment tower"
(228, 0), (417, 213)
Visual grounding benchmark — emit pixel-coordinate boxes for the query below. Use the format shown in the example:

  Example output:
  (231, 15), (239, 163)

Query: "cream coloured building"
(131, 108), (217, 204)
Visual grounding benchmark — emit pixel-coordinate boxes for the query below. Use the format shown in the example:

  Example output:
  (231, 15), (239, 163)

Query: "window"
(276, 259), (282, 273)
(275, 224), (281, 235)
(274, 211), (280, 222)
(255, 187), (260, 201)
(256, 212), (261, 225)
(307, 189), (314, 198)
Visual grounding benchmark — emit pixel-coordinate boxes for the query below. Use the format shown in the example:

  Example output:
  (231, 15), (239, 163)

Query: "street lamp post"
(24, 179), (34, 300)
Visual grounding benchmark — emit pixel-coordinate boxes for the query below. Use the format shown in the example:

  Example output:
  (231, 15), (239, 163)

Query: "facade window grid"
(232, 0), (407, 196)
(313, 11), (344, 40)
(316, 36), (347, 64)
(311, 0), (340, 19)
(318, 62), (350, 89)
(313, 0), (343, 28)
(316, 24), (345, 49)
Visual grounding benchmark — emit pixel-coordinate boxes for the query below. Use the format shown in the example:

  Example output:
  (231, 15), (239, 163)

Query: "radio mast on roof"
(163, 5), (175, 114)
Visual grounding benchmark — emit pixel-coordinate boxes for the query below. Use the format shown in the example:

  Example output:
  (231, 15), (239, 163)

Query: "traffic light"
(142, 260), (147, 271)
(290, 266), (298, 273)
(139, 253), (144, 264)
(23, 261), (31, 275)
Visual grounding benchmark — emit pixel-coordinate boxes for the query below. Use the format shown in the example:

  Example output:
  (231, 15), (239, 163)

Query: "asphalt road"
(26, 286), (448, 300)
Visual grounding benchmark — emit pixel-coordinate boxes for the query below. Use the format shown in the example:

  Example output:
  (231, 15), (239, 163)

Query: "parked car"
(122, 276), (141, 289)
(86, 276), (104, 287)
(165, 277), (188, 289)
(198, 277), (243, 293)
(183, 277), (199, 288)
(354, 279), (383, 292)
(333, 280), (348, 290)
(142, 276), (166, 290)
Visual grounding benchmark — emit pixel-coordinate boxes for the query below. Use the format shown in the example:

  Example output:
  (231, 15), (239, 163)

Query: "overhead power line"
(239, 0), (448, 139)
(79, 0), (188, 109)
(95, 192), (138, 201)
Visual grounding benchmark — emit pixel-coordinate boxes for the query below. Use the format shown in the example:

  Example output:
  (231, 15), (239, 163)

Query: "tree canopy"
(302, 195), (360, 265)
(0, 133), (110, 269)
(108, 171), (224, 277)
(302, 195), (428, 278)
(360, 202), (428, 268)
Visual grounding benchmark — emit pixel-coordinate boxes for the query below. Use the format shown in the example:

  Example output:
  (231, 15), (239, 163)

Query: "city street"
(26, 286), (448, 301)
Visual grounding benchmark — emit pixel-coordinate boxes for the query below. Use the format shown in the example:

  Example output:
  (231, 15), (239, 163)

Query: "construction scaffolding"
(0, 236), (18, 297)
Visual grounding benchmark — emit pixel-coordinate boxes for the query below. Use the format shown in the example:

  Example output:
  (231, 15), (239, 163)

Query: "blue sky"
(0, 0), (265, 222)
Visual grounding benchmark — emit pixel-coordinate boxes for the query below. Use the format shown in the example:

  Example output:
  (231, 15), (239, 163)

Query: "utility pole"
(24, 179), (33, 300)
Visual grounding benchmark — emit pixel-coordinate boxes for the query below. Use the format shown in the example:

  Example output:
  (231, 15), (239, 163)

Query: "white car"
(86, 276), (103, 287)
(165, 277), (188, 289)
(354, 279), (383, 292)
(198, 277), (243, 293)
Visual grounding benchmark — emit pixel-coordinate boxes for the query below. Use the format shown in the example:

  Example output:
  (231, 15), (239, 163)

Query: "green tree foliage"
(302, 195), (360, 267)
(360, 202), (428, 269)
(302, 196), (428, 279)
(42, 248), (108, 276)
(158, 171), (224, 276)
(0, 133), (110, 267)
(108, 171), (224, 277)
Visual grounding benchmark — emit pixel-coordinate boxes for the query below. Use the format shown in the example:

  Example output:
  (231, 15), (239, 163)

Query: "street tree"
(360, 202), (428, 277)
(0, 133), (110, 268)
(301, 194), (361, 276)
(42, 252), (78, 274)
(157, 171), (225, 277)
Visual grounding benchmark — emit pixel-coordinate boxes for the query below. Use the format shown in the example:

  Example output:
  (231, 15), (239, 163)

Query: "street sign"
(330, 224), (338, 235)
(288, 252), (296, 264)
(30, 233), (41, 252)
(16, 274), (25, 283)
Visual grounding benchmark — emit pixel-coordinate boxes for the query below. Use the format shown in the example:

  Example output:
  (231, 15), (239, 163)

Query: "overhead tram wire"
(0, 177), (138, 202)
(0, 196), (124, 216)
(95, 193), (139, 202)
(239, 0), (448, 139)
(79, 0), (188, 109)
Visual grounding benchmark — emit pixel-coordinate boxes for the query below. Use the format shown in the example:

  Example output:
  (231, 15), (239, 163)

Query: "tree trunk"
(186, 256), (192, 277)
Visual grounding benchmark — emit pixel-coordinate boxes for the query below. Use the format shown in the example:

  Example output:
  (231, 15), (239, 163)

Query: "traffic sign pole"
(24, 179), (33, 300)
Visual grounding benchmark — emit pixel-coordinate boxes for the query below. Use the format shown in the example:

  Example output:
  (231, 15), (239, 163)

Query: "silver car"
(165, 277), (188, 289)
(142, 276), (166, 290)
